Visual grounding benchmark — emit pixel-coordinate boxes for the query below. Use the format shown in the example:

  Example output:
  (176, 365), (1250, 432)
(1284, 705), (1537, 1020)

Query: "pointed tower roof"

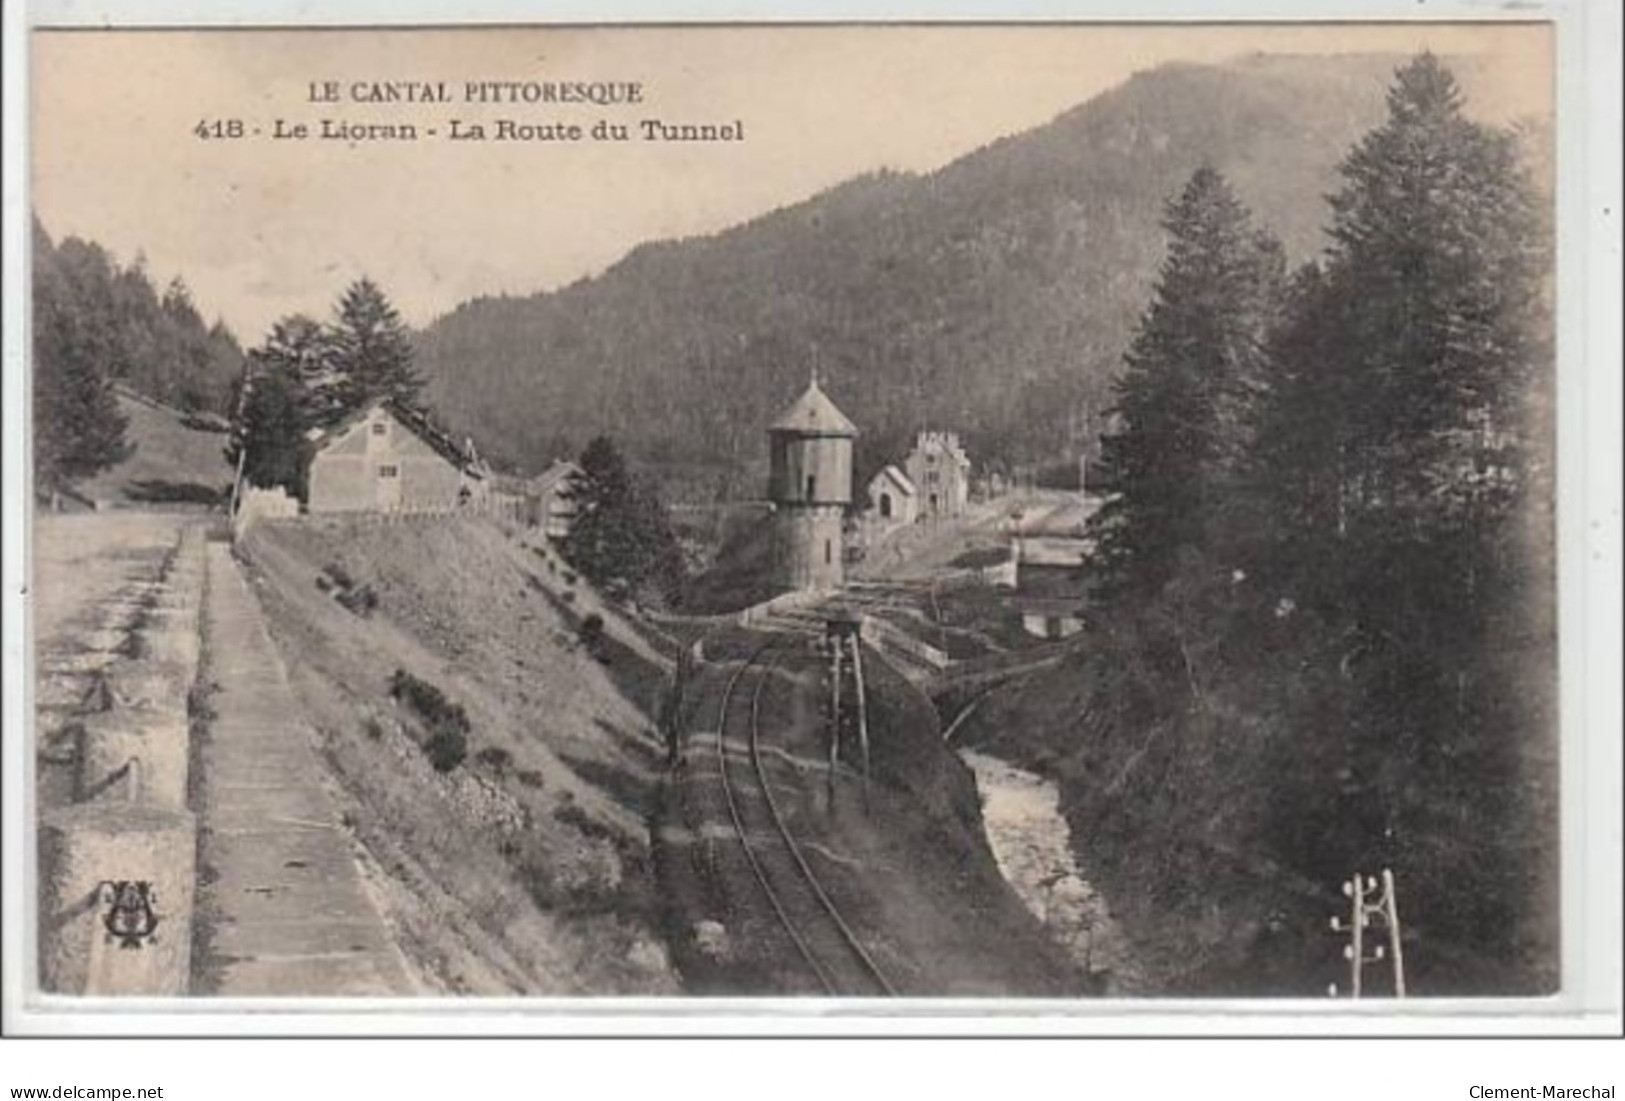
(769, 377), (858, 437)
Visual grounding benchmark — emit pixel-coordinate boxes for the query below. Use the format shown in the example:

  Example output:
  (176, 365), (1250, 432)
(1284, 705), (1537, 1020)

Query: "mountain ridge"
(414, 52), (1506, 496)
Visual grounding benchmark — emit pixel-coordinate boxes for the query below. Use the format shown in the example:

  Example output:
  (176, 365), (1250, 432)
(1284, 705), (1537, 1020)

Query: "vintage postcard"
(8, 12), (1615, 1036)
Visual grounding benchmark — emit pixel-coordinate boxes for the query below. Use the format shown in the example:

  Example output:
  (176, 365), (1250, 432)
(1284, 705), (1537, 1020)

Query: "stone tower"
(767, 376), (857, 592)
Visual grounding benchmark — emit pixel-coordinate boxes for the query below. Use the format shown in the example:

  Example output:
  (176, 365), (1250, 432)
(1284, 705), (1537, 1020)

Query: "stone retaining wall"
(38, 526), (207, 996)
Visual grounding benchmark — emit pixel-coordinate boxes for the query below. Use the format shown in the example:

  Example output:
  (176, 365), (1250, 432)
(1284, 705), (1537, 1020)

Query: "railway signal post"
(824, 611), (868, 813)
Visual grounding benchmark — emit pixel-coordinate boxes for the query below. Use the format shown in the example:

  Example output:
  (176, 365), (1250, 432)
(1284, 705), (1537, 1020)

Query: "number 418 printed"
(194, 119), (246, 139)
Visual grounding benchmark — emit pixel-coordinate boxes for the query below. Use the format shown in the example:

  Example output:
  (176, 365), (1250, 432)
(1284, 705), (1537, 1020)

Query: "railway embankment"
(654, 626), (1087, 996)
(232, 516), (679, 994)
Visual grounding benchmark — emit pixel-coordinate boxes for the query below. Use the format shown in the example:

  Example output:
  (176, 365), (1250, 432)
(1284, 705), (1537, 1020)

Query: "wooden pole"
(828, 636), (841, 806)
(1346, 877), (1364, 999)
(850, 634), (871, 810)
(1384, 868), (1407, 998)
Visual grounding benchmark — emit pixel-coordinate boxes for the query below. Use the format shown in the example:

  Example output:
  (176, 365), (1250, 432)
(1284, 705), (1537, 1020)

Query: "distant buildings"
(529, 459), (582, 538)
(1004, 494), (1100, 639)
(903, 431), (971, 521)
(305, 398), (490, 514)
(866, 464), (918, 527)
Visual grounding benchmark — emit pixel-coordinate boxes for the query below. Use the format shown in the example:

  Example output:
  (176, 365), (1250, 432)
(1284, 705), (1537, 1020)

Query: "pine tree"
(330, 277), (420, 416)
(561, 436), (684, 605)
(228, 363), (307, 498)
(1089, 166), (1284, 596)
(1251, 54), (1553, 979)
(32, 219), (131, 503)
(1325, 54), (1546, 553)
(259, 314), (343, 426)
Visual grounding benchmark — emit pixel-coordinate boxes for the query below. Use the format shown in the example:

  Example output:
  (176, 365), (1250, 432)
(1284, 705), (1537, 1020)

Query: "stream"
(960, 749), (1144, 994)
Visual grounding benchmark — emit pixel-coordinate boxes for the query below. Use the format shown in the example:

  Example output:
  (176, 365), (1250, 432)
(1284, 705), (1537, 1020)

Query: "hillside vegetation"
(72, 391), (234, 507)
(240, 516), (680, 993)
(415, 54), (1504, 497)
(961, 56), (1555, 997)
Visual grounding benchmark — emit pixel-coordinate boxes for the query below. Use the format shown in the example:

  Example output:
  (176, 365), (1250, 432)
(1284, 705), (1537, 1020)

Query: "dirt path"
(193, 542), (416, 996)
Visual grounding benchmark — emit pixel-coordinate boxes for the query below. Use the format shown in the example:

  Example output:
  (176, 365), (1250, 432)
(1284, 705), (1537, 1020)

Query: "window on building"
(879, 493), (892, 519)
(378, 465), (399, 478)
(825, 539), (832, 565)
(371, 422), (387, 436)
(805, 474), (816, 499)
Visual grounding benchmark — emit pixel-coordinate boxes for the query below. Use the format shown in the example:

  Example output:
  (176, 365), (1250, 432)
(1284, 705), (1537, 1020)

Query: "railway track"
(713, 637), (898, 996)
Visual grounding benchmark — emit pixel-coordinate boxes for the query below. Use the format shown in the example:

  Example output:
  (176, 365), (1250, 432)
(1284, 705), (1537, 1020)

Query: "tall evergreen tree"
(32, 219), (131, 503)
(1089, 166), (1284, 596)
(561, 436), (684, 605)
(226, 363), (307, 498)
(330, 277), (420, 416)
(259, 313), (343, 425)
(1251, 54), (1553, 979)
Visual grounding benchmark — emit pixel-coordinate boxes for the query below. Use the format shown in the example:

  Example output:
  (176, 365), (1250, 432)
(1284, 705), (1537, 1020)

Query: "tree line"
(227, 277), (424, 498)
(232, 281), (686, 609)
(1077, 55), (1554, 991)
(31, 218), (245, 500)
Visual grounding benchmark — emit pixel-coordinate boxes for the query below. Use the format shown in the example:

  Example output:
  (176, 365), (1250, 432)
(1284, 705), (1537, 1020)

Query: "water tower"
(767, 375), (857, 592)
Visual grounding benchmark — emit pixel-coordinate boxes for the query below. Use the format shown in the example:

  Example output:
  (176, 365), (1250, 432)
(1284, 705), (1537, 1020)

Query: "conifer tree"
(1089, 166), (1283, 596)
(32, 219), (131, 503)
(228, 364), (307, 498)
(561, 436), (684, 605)
(330, 277), (420, 416)
(1250, 54), (1553, 975)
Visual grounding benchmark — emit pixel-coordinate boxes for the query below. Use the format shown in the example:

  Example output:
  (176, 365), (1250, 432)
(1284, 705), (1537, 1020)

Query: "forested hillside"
(966, 56), (1555, 996)
(415, 54), (1504, 496)
(32, 218), (245, 499)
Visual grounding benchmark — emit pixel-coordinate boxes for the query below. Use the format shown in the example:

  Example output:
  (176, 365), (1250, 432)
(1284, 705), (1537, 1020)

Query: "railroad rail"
(713, 637), (898, 996)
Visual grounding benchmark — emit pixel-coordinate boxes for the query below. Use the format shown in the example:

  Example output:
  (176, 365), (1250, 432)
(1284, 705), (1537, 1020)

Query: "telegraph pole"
(1328, 868), (1407, 998)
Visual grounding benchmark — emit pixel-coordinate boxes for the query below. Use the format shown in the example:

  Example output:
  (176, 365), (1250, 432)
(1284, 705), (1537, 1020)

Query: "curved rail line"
(713, 637), (897, 996)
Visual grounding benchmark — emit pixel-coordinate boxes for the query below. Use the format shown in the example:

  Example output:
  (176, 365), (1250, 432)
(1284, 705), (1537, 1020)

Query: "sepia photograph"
(11, 14), (1597, 1024)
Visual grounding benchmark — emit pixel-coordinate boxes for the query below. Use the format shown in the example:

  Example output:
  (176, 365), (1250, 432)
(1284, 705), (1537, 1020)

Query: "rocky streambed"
(960, 749), (1145, 995)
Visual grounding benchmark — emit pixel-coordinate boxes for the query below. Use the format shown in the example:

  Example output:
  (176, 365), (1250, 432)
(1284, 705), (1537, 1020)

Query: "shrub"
(323, 562), (355, 589)
(336, 583), (379, 616)
(516, 769), (545, 790)
(363, 716), (384, 741)
(578, 613), (606, 649)
(474, 746), (512, 774)
(389, 668), (472, 773)
(424, 727), (468, 773)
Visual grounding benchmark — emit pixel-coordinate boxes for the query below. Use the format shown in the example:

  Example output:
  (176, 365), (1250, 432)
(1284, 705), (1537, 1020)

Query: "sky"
(30, 23), (1550, 344)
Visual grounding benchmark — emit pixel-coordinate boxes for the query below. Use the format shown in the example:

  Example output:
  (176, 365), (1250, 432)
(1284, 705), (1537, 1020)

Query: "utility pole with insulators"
(1327, 867), (1407, 998)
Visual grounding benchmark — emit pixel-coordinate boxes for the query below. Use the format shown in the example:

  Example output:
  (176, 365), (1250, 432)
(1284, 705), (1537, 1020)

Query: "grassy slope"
(240, 517), (679, 994)
(76, 394), (232, 505)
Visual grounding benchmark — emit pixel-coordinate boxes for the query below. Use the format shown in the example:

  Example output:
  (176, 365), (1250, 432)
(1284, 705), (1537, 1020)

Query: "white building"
(866, 464), (919, 528)
(903, 431), (972, 520)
